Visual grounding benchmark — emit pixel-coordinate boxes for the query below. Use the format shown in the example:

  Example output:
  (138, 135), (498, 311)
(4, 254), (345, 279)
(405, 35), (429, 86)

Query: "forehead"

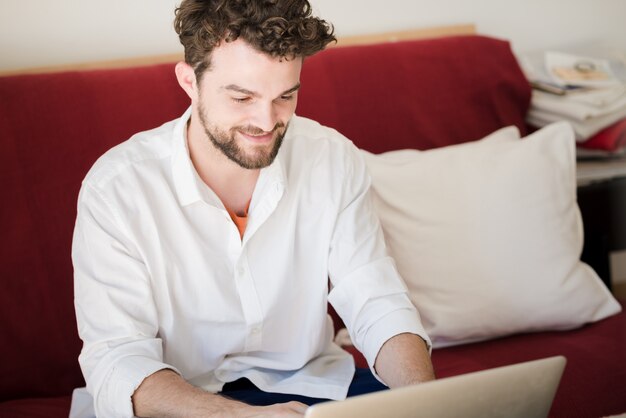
(203, 39), (303, 92)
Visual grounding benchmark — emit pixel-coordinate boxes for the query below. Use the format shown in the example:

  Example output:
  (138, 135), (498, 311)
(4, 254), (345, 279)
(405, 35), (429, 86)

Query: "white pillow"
(362, 122), (622, 348)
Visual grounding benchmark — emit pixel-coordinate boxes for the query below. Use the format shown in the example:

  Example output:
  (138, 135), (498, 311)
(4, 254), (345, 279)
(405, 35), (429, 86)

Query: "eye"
(232, 96), (251, 103)
(279, 94), (295, 102)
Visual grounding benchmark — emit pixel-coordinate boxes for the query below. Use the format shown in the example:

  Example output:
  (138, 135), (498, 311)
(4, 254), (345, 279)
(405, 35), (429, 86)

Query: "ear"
(175, 61), (198, 101)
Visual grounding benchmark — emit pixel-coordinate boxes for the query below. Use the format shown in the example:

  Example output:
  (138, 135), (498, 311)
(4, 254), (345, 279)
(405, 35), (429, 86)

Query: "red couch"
(1, 35), (624, 417)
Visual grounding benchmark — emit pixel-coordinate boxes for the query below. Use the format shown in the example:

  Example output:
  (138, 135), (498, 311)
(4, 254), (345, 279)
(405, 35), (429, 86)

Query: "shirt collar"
(172, 107), (206, 207)
(171, 107), (288, 208)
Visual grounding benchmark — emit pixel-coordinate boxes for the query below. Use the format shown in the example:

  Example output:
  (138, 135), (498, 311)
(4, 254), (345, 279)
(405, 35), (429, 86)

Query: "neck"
(187, 116), (259, 214)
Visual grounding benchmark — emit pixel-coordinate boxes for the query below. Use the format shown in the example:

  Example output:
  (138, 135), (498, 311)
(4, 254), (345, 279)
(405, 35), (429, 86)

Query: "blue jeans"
(219, 368), (387, 406)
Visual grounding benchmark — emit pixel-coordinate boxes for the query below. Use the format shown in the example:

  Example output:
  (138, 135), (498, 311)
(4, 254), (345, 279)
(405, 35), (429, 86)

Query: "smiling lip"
(238, 130), (274, 144)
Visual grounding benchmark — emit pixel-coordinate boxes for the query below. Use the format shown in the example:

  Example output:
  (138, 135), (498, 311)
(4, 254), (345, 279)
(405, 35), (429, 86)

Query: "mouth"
(237, 130), (276, 144)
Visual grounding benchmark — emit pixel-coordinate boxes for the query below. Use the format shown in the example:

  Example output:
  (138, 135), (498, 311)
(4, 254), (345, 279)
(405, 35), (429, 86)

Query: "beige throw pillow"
(362, 122), (622, 348)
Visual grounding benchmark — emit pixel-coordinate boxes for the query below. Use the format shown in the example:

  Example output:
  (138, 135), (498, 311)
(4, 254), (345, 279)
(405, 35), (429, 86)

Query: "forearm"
(132, 369), (308, 418)
(373, 333), (436, 388)
(132, 369), (244, 418)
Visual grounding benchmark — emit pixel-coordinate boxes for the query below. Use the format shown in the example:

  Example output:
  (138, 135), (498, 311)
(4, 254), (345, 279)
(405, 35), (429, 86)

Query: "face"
(188, 39), (303, 170)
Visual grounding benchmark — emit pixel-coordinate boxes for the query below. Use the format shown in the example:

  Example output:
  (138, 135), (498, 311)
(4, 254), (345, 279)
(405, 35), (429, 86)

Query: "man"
(72, 0), (435, 416)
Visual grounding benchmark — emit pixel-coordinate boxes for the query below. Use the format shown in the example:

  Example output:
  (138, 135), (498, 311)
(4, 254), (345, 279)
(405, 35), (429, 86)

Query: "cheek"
(210, 102), (251, 129)
(198, 91), (247, 127)
(280, 99), (298, 121)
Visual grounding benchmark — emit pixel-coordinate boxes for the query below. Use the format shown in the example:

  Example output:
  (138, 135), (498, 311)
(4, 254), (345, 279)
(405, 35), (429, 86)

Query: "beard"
(197, 101), (287, 170)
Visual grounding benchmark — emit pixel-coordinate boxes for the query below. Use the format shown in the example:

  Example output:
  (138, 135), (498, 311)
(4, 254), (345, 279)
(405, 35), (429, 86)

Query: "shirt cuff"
(99, 356), (181, 418)
(361, 307), (432, 384)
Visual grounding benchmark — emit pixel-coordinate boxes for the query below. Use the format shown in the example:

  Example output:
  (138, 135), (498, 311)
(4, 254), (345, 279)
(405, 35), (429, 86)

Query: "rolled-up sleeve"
(327, 144), (431, 376)
(73, 185), (178, 417)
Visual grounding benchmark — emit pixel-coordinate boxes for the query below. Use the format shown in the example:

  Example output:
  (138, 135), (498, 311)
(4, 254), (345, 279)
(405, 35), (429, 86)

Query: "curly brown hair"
(174, 0), (336, 80)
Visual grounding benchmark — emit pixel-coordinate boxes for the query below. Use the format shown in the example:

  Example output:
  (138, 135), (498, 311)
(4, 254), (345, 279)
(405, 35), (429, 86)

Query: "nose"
(253, 102), (280, 133)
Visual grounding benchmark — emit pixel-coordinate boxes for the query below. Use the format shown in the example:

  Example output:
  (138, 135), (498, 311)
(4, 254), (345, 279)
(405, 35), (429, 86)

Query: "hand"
(233, 401), (308, 417)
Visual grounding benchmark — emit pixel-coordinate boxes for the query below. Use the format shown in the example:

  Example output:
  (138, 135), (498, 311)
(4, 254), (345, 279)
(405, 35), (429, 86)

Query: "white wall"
(1, 0), (625, 72)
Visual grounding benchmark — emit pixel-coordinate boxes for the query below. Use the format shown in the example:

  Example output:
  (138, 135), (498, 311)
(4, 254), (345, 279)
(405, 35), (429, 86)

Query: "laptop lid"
(305, 356), (566, 418)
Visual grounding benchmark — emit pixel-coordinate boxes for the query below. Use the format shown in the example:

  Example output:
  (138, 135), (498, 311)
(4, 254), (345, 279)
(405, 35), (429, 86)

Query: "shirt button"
(238, 266), (246, 276)
(251, 327), (260, 334)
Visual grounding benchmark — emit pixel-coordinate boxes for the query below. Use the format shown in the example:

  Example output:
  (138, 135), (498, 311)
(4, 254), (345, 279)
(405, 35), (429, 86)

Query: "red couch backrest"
(0, 34), (530, 400)
(299, 35), (530, 152)
(0, 65), (189, 400)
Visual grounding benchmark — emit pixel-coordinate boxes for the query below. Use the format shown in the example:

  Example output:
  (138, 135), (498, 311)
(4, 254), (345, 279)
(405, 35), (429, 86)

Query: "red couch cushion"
(0, 396), (71, 418)
(344, 299), (626, 418)
(298, 35), (531, 153)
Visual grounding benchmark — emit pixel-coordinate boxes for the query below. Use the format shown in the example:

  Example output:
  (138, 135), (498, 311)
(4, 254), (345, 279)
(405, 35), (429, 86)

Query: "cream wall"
(1, 0), (625, 72)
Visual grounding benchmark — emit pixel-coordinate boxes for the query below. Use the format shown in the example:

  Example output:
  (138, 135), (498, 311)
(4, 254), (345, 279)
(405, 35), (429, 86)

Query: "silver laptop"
(305, 356), (566, 418)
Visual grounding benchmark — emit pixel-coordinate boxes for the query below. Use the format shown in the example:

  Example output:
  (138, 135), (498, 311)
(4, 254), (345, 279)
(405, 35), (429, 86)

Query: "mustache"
(234, 123), (286, 136)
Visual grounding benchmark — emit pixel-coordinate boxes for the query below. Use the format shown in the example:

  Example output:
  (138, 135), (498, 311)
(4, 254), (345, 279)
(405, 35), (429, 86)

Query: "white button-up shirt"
(72, 108), (429, 417)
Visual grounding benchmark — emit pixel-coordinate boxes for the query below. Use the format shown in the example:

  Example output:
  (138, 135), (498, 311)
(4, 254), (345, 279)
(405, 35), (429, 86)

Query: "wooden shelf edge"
(0, 23), (476, 76)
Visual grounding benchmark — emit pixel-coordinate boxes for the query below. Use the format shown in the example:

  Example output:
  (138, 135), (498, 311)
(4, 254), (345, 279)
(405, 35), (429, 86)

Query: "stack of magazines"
(520, 47), (626, 157)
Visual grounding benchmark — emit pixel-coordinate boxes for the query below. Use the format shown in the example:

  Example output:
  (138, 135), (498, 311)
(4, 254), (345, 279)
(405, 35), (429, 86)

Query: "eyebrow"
(223, 82), (301, 97)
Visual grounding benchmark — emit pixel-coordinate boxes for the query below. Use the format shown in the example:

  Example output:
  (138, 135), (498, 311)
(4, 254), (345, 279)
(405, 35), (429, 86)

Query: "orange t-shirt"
(226, 203), (250, 239)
